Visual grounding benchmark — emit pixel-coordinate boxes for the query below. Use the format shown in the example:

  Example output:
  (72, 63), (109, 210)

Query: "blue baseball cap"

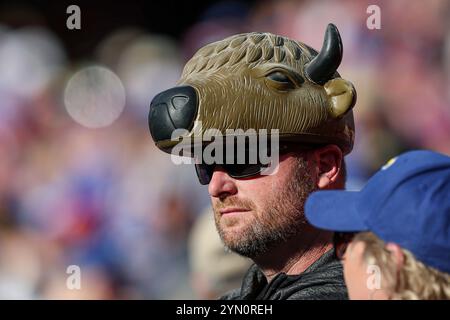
(305, 150), (450, 274)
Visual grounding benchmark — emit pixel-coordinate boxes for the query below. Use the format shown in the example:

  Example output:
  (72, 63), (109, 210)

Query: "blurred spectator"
(188, 207), (252, 299)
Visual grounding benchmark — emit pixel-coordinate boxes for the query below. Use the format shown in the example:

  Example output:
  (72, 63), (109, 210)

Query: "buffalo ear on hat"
(324, 78), (356, 118)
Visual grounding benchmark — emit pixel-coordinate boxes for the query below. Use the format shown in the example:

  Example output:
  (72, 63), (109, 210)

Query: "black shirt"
(220, 249), (348, 300)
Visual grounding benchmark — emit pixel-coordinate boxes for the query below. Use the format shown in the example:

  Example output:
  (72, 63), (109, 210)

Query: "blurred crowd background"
(0, 0), (449, 299)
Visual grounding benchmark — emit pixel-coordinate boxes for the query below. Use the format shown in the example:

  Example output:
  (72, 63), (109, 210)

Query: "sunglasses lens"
(223, 163), (266, 178)
(194, 144), (276, 184)
(194, 162), (267, 184)
(195, 163), (214, 185)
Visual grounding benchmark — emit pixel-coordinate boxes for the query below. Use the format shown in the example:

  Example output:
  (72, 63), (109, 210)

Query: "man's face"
(208, 152), (316, 258)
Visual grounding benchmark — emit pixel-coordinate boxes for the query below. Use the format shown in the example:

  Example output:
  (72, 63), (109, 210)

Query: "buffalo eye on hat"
(305, 150), (450, 274)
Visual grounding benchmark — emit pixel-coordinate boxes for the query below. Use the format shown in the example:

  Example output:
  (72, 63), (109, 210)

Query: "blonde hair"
(354, 232), (450, 300)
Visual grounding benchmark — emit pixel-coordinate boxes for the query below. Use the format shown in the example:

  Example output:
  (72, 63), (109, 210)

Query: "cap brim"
(305, 190), (368, 232)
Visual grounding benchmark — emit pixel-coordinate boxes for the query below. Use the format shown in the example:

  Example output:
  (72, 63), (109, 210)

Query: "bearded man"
(148, 24), (357, 299)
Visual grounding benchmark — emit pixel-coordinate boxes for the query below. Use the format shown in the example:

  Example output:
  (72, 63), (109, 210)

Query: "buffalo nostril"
(171, 96), (189, 110)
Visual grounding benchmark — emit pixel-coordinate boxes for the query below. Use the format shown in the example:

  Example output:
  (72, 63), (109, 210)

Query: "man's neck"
(253, 226), (334, 283)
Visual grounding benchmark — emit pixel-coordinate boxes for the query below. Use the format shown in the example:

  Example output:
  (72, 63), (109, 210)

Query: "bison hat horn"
(305, 24), (343, 85)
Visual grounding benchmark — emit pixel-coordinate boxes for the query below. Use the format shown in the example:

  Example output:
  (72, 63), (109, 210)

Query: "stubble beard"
(213, 158), (316, 259)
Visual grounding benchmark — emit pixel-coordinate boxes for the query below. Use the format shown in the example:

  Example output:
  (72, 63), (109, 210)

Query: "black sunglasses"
(194, 142), (323, 185)
(195, 162), (269, 185)
(333, 232), (356, 260)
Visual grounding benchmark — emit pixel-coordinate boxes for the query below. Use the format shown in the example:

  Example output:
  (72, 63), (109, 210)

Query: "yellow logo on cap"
(381, 157), (398, 170)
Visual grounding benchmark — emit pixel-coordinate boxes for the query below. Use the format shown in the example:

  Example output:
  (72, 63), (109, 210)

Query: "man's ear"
(385, 242), (405, 271)
(310, 145), (343, 189)
(324, 78), (356, 118)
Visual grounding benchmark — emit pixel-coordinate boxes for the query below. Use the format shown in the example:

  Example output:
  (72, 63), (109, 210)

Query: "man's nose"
(208, 169), (238, 198)
(148, 85), (198, 142)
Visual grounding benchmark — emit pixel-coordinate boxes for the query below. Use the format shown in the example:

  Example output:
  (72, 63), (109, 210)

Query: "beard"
(212, 157), (316, 259)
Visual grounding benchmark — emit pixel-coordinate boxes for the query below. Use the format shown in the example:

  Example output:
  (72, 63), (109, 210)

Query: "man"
(305, 150), (450, 299)
(148, 24), (357, 299)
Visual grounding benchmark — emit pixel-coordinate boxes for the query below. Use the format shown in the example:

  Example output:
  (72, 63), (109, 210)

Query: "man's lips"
(219, 207), (250, 215)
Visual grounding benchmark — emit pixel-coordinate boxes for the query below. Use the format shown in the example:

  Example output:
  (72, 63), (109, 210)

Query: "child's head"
(306, 150), (450, 299)
(341, 232), (450, 299)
